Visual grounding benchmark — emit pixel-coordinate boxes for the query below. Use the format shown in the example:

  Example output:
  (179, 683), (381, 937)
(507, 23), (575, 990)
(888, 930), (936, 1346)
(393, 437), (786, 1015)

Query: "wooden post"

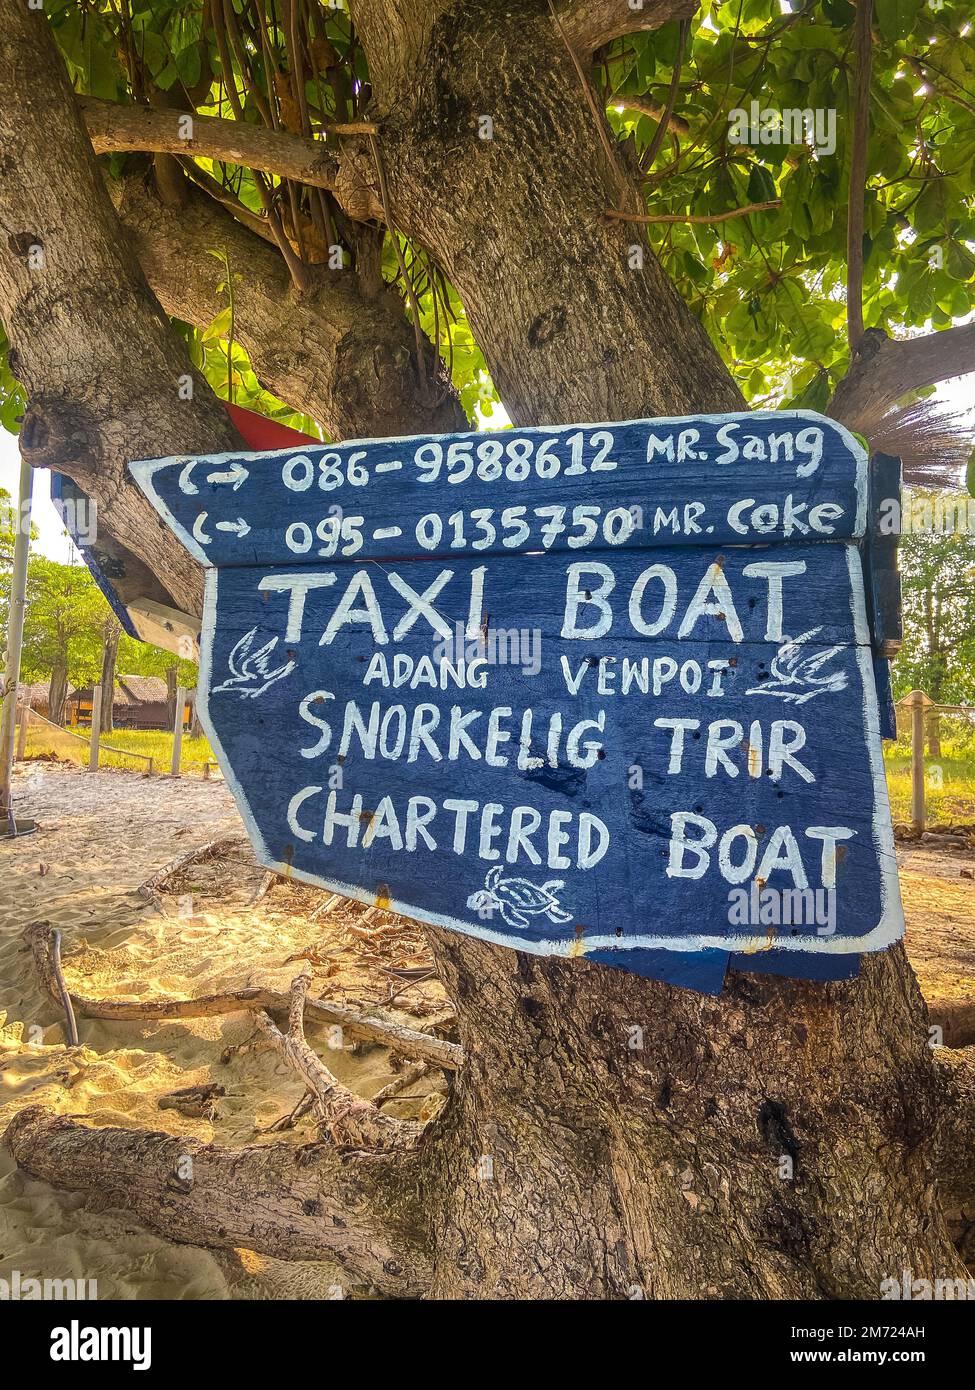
(905, 689), (933, 833)
(0, 453), (34, 820)
(15, 702), (28, 761)
(171, 686), (186, 776)
(89, 684), (102, 771)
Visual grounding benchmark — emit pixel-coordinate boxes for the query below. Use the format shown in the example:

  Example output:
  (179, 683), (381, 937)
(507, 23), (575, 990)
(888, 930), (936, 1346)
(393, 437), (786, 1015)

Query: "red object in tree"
(225, 402), (319, 449)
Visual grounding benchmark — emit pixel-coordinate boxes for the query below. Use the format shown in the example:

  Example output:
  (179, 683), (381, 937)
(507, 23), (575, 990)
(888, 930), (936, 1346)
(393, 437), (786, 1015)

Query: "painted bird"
(747, 626), (848, 705)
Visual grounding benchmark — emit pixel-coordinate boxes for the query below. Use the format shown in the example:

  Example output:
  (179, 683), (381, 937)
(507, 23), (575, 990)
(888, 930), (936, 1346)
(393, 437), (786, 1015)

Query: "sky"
(0, 427), (76, 563)
(1, 372), (973, 568)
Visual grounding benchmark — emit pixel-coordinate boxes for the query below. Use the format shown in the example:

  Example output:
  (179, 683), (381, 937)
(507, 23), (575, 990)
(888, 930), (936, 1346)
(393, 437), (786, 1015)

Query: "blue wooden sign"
(131, 412), (903, 994)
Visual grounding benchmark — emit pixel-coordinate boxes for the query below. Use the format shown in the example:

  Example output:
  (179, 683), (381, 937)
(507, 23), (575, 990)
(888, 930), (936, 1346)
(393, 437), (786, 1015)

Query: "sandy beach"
(1, 762), (974, 1299)
(0, 762), (449, 1299)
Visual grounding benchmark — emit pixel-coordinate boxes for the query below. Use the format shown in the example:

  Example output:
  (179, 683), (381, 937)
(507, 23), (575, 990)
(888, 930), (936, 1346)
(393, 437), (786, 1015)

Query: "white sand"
(0, 763), (442, 1300)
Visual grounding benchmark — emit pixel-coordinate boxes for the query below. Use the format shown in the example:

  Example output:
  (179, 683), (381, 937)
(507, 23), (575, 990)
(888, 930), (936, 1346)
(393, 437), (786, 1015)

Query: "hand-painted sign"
(131, 412), (903, 994)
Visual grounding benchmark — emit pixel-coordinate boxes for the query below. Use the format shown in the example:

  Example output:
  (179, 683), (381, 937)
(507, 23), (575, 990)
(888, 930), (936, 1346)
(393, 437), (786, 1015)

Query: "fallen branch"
(25, 922), (463, 1071)
(373, 1061), (431, 1106)
(138, 835), (245, 905)
(158, 1083), (225, 1120)
(310, 891), (343, 921)
(255, 966), (418, 1149)
(4, 1106), (432, 1294)
(248, 870), (279, 908)
(50, 928), (79, 1047)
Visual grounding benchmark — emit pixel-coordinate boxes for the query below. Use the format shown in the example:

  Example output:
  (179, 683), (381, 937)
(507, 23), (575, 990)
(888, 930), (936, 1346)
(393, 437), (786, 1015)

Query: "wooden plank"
(131, 411), (868, 570)
(131, 411), (902, 993)
(88, 684), (102, 771)
(171, 686), (185, 776)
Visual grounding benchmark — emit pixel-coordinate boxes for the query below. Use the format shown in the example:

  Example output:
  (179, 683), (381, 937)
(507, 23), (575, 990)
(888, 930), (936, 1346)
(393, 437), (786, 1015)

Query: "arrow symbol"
(192, 512), (212, 545)
(207, 462), (249, 490)
(179, 460), (200, 495)
(216, 517), (251, 538)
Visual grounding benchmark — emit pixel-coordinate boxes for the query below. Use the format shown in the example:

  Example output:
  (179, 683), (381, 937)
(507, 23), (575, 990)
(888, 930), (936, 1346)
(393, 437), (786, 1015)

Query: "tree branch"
(255, 965), (419, 1148)
(114, 176), (464, 440)
(612, 95), (689, 137)
(3, 1107), (432, 1295)
(827, 323), (975, 436)
(0, 4), (241, 616)
(26, 921), (463, 1072)
(556, 0), (699, 55)
(81, 97), (381, 218)
(607, 200), (779, 224)
(846, 0), (873, 349)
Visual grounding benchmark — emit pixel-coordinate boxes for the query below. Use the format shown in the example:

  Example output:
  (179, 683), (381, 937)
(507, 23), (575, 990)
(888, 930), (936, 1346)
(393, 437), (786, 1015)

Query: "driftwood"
(255, 966), (419, 1149)
(247, 869), (279, 908)
(309, 891), (342, 921)
(138, 835), (245, 905)
(25, 921), (463, 1071)
(372, 1061), (431, 1106)
(158, 1083), (225, 1119)
(49, 928), (79, 1046)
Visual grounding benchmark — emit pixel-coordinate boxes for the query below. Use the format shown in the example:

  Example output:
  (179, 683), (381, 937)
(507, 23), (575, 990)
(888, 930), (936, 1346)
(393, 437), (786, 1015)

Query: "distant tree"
(0, 485), (14, 573)
(892, 491), (975, 753)
(117, 631), (197, 727)
(98, 613), (122, 732)
(20, 556), (110, 723)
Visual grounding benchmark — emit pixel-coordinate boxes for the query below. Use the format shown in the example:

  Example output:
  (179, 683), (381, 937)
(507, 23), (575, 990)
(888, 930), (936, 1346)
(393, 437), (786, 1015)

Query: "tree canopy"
(1, 0), (971, 442)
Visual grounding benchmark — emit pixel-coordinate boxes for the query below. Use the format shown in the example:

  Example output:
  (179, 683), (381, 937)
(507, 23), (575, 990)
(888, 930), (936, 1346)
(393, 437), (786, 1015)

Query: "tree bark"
(113, 176), (464, 442)
(347, 1), (743, 426)
(1, 0), (968, 1300)
(4, 1107), (431, 1298)
(0, 6), (242, 619)
(48, 654), (68, 728)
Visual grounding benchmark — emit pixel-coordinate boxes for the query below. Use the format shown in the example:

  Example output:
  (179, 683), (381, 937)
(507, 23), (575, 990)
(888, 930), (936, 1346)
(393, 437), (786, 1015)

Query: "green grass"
(24, 724), (216, 775)
(22, 722), (975, 822)
(884, 739), (975, 827)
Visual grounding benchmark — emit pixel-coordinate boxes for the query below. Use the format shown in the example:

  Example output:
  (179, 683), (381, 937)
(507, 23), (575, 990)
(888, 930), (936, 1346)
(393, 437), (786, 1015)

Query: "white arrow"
(216, 517), (251, 538)
(179, 460), (200, 495)
(192, 512), (212, 545)
(207, 462), (249, 490)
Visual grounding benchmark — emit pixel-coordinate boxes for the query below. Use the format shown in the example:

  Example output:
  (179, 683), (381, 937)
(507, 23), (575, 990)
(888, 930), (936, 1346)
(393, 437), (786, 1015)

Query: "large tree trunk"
(2, 0), (970, 1300)
(337, 0), (963, 1296)
(0, 6), (240, 618)
(347, 0), (739, 425)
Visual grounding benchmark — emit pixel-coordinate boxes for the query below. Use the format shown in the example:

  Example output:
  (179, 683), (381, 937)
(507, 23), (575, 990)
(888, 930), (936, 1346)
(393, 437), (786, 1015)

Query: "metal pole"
(0, 453), (34, 821)
(89, 684), (102, 771)
(171, 685), (186, 776)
